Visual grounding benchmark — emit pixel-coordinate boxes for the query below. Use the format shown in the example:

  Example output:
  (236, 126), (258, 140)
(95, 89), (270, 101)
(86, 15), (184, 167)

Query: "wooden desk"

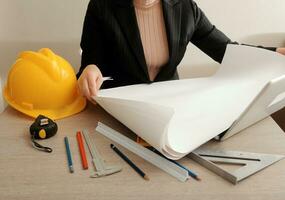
(0, 103), (285, 200)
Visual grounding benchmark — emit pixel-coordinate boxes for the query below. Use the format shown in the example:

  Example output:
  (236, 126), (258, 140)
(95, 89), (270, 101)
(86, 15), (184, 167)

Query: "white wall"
(0, 0), (285, 111)
(179, 0), (285, 78)
(0, 0), (89, 79)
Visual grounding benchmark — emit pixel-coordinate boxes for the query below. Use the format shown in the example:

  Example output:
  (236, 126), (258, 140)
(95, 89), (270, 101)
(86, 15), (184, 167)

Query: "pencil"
(76, 131), (88, 170)
(110, 144), (149, 181)
(64, 137), (74, 173)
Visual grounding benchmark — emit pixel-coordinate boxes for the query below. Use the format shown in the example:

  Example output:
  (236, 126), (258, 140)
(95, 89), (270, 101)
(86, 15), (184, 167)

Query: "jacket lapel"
(113, 0), (182, 81)
(156, 0), (182, 80)
(163, 0), (182, 63)
(113, 0), (149, 79)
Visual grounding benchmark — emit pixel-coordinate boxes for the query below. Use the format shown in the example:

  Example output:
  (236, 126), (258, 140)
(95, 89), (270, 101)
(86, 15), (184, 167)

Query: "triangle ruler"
(188, 148), (284, 184)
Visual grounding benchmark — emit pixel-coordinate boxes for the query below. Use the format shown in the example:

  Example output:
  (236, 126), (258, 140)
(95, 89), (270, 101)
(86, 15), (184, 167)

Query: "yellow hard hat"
(3, 48), (86, 120)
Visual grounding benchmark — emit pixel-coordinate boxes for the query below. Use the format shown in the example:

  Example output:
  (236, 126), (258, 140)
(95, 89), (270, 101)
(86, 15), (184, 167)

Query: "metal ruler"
(95, 122), (189, 182)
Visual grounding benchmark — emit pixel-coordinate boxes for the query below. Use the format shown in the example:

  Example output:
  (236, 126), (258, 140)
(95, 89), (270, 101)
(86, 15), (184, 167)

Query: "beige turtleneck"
(134, 0), (169, 81)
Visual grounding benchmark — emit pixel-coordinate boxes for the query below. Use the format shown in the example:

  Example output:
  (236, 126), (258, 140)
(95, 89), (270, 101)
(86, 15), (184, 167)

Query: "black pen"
(110, 144), (149, 181)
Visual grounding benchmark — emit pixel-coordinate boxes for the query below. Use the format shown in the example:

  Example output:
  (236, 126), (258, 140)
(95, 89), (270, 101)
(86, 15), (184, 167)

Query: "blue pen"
(64, 137), (74, 173)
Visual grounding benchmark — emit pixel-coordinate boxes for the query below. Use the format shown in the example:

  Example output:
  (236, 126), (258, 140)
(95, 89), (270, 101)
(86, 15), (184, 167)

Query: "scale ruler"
(95, 122), (189, 182)
(82, 130), (122, 177)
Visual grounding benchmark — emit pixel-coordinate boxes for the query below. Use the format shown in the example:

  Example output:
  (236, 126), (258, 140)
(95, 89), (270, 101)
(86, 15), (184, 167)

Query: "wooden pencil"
(111, 144), (149, 181)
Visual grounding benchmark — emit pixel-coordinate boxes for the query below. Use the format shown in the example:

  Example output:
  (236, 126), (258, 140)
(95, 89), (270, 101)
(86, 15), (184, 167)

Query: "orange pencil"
(76, 131), (88, 170)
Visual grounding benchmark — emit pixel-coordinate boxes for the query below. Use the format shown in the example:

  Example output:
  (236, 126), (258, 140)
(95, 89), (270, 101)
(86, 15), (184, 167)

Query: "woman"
(77, 0), (285, 101)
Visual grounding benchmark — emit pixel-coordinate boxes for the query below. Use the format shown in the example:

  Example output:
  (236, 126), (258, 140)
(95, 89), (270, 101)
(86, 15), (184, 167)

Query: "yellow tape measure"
(30, 115), (58, 153)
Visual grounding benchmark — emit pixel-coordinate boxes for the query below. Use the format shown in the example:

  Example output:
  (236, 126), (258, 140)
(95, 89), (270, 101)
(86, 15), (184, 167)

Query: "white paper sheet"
(94, 45), (285, 159)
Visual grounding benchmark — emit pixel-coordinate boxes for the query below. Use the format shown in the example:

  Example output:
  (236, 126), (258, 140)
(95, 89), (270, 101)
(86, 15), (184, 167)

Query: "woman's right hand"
(78, 64), (103, 101)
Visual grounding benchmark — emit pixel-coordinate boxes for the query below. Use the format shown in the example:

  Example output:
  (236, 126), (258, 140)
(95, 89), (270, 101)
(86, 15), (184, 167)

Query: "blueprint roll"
(94, 45), (285, 159)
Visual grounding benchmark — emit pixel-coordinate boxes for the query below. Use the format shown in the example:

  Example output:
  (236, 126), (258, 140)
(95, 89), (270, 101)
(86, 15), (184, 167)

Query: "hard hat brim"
(3, 86), (87, 120)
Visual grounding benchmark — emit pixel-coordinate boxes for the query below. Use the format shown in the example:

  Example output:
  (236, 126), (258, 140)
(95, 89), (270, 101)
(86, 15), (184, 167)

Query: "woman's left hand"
(277, 48), (285, 56)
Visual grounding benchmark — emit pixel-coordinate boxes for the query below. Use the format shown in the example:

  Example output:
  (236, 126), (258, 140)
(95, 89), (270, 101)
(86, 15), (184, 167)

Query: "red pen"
(76, 131), (88, 170)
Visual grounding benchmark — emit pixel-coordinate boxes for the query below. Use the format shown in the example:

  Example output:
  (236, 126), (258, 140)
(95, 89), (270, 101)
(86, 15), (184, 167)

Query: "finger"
(87, 74), (98, 97)
(77, 80), (83, 96)
(95, 75), (103, 93)
(77, 77), (86, 96)
(82, 79), (91, 100)
(77, 81), (83, 96)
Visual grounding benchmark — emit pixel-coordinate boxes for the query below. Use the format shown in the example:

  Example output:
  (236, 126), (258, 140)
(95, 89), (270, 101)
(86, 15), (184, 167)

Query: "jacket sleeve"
(189, 0), (276, 63)
(77, 0), (110, 79)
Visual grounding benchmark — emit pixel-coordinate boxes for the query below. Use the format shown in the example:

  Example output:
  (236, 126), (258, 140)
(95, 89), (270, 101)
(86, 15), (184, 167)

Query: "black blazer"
(77, 0), (274, 88)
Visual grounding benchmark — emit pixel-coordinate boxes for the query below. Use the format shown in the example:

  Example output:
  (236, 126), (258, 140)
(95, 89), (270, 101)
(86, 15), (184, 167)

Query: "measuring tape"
(30, 115), (58, 153)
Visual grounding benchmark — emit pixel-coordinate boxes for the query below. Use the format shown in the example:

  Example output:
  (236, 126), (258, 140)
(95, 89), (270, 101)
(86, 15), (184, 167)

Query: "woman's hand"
(277, 48), (285, 56)
(78, 64), (103, 101)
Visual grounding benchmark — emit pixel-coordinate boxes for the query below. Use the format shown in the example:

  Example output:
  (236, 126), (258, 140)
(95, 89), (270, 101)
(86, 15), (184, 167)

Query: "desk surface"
(0, 103), (285, 200)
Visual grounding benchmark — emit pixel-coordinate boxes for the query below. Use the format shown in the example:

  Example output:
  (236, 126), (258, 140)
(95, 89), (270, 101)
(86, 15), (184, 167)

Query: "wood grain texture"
(0, 103), (285, 200)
